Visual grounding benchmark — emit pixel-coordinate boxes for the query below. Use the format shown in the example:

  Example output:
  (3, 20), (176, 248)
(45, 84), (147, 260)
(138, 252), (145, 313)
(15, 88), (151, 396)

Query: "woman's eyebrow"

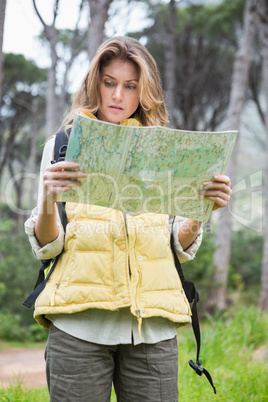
(103, 74), (138, 82)
(103, 74), (115, 79)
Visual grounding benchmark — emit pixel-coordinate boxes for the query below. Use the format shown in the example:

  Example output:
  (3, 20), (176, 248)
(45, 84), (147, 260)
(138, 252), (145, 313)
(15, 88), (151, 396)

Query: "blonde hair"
(62, 36), (168, 128)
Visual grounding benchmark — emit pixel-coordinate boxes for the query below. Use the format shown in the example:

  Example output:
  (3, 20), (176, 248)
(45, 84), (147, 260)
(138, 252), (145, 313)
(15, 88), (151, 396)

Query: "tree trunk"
(87, 0), (112, 60)
(32, 0), (59, 137)
(206, 0), (258, 312)
(8, 162), (24, 232)
(33, 0), (91, 136)
(0, 0), (7, 103)
(46, 29), (59, 136)
(0, 0), (5, 215)
(28, 98), (38, 209)
(258, 0), (268, 310)
(164, 0), (176, 128)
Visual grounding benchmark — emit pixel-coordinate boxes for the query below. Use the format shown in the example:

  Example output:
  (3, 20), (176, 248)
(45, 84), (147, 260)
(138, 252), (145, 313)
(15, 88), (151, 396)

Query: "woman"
(25, 36), (231, 402)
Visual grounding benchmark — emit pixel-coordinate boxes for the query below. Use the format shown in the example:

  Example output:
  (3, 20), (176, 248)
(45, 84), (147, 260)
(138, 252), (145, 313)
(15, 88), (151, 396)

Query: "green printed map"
(59, 113), (237, 222)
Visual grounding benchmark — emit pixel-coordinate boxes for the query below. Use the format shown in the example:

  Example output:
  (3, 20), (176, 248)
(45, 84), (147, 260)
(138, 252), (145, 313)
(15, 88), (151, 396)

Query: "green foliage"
(229, 230), (263, 287)
(0, 383), (114, 402)
(1, 53), (46, 191)
(0, 383), (49, 401)
(56, 28), (87, 49)
(0, 314), (47, 343)
(205, 0), (245, 45)
(177, 0), (245, 46)
(0, 222), (36, 317)
(2, 53), (46, 134)
(3, 53), (47, 92)
(178, 306), (268, 400)
(182, 226), (263, 311)
(186, 226), (263, 290)
(185, 226), (216, 281)
(0, 314), (28, 342)
(140, 0), (243, 130)
(182, 228), (216, 309)
(0, 219), (46, 341)
(28, 324), (48, 343)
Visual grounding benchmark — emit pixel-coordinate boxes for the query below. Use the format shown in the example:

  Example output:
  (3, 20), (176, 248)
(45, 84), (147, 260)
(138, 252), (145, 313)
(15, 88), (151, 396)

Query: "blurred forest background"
(0, 0), (268, 345)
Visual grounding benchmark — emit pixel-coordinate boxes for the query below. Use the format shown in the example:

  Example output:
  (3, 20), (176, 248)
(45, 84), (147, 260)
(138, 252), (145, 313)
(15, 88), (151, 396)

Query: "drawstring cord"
(137, 309), (142, 339)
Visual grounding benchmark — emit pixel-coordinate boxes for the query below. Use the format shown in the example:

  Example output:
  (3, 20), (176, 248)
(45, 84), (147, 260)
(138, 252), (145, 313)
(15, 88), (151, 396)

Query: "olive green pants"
(45, 324), (179, 402)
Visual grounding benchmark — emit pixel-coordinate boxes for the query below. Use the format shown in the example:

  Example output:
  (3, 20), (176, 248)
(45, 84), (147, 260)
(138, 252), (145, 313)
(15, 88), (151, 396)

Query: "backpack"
(23, 128), (216, 394)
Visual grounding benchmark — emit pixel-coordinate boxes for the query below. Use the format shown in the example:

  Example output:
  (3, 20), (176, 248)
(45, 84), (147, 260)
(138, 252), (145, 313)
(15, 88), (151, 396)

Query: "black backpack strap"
(51, 128), (71, 164)
(170, 222), (216, 394)
(23, 257), (59, 308)
(53, 128), (71, 231)
(23, 129), (71, 309)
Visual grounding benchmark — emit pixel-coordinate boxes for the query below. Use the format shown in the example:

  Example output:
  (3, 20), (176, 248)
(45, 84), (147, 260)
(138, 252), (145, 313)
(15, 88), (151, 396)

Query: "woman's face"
(97, 59), (140, 124)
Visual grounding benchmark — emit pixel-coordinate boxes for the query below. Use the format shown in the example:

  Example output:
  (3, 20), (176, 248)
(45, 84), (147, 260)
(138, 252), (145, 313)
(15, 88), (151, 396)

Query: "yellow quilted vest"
(34, 113), (192, 329)
(34, 204), (191, 329)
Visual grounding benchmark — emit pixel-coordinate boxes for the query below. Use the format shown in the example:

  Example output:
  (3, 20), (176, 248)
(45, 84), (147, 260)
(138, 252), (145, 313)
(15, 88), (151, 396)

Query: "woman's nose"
(112, 85), (123, 101)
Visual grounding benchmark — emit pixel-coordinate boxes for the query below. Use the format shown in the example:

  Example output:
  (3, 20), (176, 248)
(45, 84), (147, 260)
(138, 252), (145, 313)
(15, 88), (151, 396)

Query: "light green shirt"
(46, 308), (178, 345)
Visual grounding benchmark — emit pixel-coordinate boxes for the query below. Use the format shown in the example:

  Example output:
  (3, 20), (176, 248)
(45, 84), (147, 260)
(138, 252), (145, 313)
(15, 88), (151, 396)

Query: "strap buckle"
(189, 359), (217, 394)
(189, 359), (203, 376)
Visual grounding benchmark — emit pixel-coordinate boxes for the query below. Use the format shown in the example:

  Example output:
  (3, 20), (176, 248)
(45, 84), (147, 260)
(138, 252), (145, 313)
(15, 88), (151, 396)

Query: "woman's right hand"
(42, 161), (87, 204)
(35, 161), (87, 247)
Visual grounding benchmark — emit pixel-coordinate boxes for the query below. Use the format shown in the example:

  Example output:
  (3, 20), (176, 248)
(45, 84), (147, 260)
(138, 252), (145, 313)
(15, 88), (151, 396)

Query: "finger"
(199, 189), (231, 212)
(47, 161), (81, 171)
(44, 169), (87, 182)
(211, 196), (228, 210)
(202, 180), (232, 195)
(44, 184), (78, 200)
(213, 174), (231, 186)
(200, 189), (231, 202)
(44, 180), (82, 199)
(45, 179), (82, 189)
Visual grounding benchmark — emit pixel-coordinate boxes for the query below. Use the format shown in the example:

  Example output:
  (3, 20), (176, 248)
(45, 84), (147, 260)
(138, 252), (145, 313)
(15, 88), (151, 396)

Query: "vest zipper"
(51, 282), (59, 306)
(135, 269), (143, 339)
(136, 309), (142, 339)
(123, 212), (131, 278)
(124, 213), (143, 338)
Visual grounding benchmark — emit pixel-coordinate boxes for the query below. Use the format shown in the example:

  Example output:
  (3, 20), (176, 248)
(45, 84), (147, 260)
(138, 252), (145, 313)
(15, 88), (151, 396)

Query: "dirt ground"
(0, 347), (46, 389)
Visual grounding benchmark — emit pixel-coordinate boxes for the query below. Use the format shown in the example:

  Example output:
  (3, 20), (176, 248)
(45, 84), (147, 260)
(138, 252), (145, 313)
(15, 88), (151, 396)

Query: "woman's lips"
(109, 105), (123, 111)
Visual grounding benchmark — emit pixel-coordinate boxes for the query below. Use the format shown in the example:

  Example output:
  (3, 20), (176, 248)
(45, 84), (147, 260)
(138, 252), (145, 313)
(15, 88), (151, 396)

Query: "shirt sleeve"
(169, 216), (203, 263)
(24, 137), (65, 260)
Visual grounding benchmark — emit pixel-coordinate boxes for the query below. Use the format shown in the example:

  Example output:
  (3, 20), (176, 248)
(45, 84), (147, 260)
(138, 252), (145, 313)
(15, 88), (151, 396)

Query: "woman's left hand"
(199, 174), (232, 211)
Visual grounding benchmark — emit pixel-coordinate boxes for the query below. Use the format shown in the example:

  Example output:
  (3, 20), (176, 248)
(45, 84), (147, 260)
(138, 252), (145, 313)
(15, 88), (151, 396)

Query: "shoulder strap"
(23, 129), (71, 309)
(51, 128), (71, 164)
(53, 128), (71, 231)
(23, 258), (59, 308)
(170, 226), (217, 394)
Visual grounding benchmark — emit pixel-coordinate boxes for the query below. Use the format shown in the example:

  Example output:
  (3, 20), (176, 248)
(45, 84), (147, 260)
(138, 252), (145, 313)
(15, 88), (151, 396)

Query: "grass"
(0, 383), (49, 401)
(178, 306), (268, 401)
(0, 306), (267, 401)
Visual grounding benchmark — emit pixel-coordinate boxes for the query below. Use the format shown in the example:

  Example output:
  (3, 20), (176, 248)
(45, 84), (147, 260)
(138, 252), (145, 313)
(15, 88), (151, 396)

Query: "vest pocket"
(72, 251), (113, 286)
(135, 228), (170, 260)
(74, 220), (112, 252)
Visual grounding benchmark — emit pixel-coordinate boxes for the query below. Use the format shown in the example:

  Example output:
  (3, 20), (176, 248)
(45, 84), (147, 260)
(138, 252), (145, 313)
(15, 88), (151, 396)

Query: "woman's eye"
(104, 81), (114, 87)
(126, 85), (136, 90)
